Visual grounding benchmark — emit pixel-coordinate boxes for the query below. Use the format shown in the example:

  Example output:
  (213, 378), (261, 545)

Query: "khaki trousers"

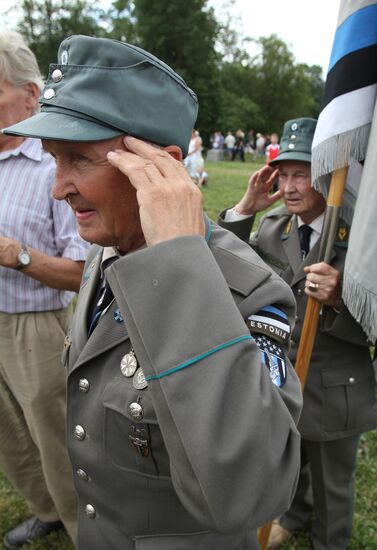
(0, 307), (77, 542)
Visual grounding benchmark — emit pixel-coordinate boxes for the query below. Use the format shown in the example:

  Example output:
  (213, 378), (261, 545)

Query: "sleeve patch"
(247, 306), (290, 344)
(253, 334), (287, 388)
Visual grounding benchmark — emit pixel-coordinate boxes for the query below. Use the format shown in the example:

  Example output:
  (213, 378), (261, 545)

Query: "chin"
(77, 227), (113, 247)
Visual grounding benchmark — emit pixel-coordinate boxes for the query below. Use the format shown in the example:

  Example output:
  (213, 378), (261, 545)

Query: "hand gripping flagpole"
(258, 166), (348, 549)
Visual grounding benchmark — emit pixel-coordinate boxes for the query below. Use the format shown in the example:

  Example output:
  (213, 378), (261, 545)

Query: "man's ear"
(164, 145), (182, 161)
(23, 82), (40, 110)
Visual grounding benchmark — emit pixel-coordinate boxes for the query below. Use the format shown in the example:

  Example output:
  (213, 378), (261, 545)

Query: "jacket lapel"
(290, 231), (337, 287)
(73, 299), (130, 370)
(68, 249), (130, 372)
(68, 250), (102, 368)
(281, 216), (302, 277)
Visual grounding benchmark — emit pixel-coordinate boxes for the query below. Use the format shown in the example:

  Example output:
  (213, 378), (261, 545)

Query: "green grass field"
(0, 158), (376, 549)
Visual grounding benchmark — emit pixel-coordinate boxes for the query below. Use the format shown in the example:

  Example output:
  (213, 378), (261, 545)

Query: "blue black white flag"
(311, 0), (377, 341)
(311, 0), (377, 201)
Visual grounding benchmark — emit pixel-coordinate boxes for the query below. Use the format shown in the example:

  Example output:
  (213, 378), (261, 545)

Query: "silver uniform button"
(290, 134), (296, 140)
(133, 369), (148, 390)
(74, 425), (86, 440)
(291, 122), (298, 131)
(77, 468), (90, 482)
(52, 69), (63, 82)
(349, 377), (355, 384)
(288, 143), (295, 149)
(129, 402), (143, 421)
(85, 504), (96, 519)
(78, 378), (90, 393)
(44, 88), (55, 100)
(297, 289), (303, 296)
(120, 352), (138, 377)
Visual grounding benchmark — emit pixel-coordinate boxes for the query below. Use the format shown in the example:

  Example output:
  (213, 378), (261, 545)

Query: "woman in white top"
(184, 129), (203, 179)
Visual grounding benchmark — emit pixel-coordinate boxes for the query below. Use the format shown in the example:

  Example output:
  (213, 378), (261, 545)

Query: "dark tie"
(88, 258), (118, 336)
(299, 224), (313, 259)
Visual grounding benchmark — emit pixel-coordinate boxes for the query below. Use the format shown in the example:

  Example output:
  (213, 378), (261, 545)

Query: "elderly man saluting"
(218, 118), (377, 550)
(4, 35), (302, 550)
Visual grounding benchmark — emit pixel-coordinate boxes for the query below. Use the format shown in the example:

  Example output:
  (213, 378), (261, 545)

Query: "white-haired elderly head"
(0, 31), (43, 150)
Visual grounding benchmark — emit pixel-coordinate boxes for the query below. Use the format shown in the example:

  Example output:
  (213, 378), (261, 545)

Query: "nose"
(52, 163), (77, 200)
(282, 175), (296, 194)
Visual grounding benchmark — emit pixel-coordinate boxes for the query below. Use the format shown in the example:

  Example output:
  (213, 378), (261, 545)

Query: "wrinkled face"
(0, 80), (37, 151)
(278, 160), (326, 223)
(43, 137), (144, 253)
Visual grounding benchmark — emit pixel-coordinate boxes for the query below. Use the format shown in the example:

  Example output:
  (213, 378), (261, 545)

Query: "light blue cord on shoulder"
(145, 334), (252, 380)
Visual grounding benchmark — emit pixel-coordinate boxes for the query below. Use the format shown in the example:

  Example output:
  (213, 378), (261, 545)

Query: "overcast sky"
(0, 0), (340, 75)
(211, 0), (341, 75)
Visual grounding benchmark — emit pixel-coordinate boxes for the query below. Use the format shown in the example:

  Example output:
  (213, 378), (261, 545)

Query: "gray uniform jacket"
(64, 218), (302, 550)
(218, 205), (377, 442)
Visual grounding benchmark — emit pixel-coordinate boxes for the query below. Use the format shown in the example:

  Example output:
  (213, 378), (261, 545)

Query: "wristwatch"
(16, 245), (31, 269)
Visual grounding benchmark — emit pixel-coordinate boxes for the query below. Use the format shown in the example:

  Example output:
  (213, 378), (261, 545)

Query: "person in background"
(231, 129), (245, 162)
(224, 131), (236, 159)
(255, 132), (266, 158)
(218, 117), (377, 550)
(212, 131), (224, 150)
(0, 31), (89, 549)
(4, 34), (303, 550)
(266, 133), (280, 192)
(184, 128), (203, 180)
(265, 133), (280, 164)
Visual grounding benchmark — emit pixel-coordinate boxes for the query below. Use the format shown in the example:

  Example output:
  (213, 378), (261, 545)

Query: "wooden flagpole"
(258, 166), (348, 548)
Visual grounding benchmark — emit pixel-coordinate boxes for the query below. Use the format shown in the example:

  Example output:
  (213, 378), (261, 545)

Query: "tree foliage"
(17, 0), (106, 76)
(12, 0), (325, 140)
(132, 0), (221, 139)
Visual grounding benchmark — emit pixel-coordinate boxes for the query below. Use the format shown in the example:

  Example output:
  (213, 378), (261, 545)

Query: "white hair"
(0, 31), (43, 92)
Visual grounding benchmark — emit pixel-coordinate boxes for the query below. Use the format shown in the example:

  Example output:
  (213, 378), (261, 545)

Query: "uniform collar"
(297, 212), (324, 236)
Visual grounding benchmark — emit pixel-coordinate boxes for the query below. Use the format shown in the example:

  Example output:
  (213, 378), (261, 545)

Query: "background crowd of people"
(208, 129), (280, 162)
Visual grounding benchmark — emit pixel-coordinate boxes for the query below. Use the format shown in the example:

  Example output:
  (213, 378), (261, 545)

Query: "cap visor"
(2, 111), (123, 142)
(270, 151), (312, 166)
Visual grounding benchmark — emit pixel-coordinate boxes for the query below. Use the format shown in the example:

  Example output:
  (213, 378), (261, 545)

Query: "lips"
(75, 209), (95, 220)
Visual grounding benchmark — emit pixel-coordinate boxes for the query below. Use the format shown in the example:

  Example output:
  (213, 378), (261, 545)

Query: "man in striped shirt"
(0, 32), (88, 549)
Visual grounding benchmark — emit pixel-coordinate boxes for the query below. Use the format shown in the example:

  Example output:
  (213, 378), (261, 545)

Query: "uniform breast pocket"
(102, 376), (171, 479)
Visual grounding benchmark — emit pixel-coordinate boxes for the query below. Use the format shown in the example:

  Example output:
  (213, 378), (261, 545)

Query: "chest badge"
(133, 369), (148, 390)
(120, 351), (138, 377)
(337, 226), (348, 241)
(114, 308), (124, 323)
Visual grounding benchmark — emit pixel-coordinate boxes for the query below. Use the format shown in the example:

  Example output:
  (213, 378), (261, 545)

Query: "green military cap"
(270, 117), (317, 165)
(3, 35), (198, 157)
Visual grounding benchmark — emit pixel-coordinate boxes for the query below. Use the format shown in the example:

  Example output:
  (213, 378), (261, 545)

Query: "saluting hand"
(107, 136), (205, 247)
(234, 165), (283, 216)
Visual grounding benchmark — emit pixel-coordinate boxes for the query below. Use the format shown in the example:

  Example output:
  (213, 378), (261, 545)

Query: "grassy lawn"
(0, 157), (375, 549)
(201, 155), (263, 220)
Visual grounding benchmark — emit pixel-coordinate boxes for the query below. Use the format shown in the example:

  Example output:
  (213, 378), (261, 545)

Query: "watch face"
(19, 250), (31, 266)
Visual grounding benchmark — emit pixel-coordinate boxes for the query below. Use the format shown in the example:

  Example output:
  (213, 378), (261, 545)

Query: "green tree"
(17, 0), (105, 76)
(298, 63), (325, 119)
(132, 0), (221, 144)
(250, 34), (322, 132)
(218, 62), (263, 132)
(104, 0), (138, 44)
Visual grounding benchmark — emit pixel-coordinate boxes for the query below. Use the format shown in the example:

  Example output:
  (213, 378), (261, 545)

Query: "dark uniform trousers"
(218, 206), (377, 550)
(63, 217), (303, 550)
